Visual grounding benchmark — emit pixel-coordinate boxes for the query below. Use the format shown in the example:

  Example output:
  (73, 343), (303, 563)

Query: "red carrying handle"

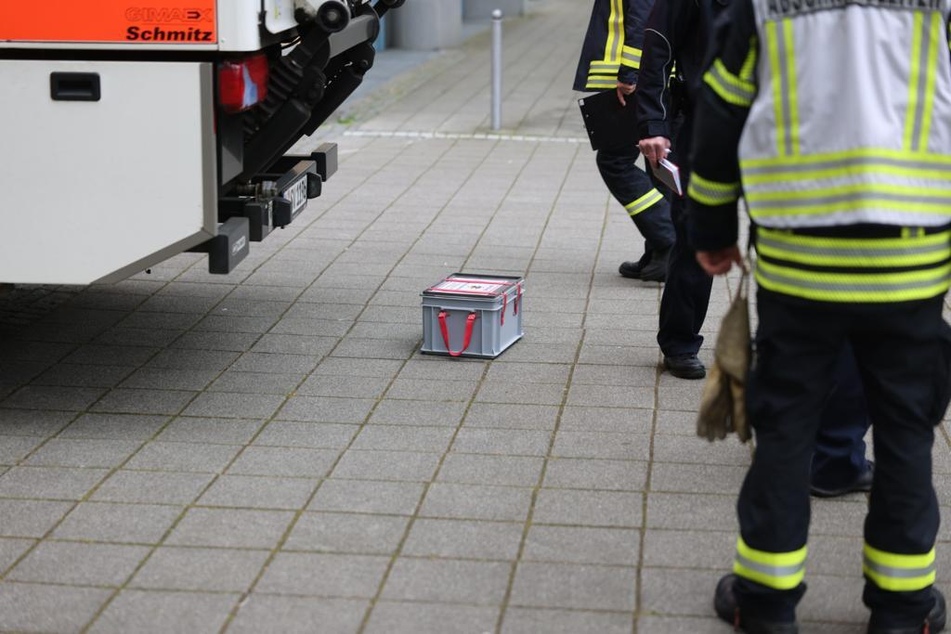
(438, 311), (477, 357)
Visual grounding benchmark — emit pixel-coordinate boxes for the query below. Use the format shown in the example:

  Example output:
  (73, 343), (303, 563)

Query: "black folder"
(577, 89), (640, 152)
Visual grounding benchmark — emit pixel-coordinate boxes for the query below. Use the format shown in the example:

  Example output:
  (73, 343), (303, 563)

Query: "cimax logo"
(124, 7), (213, 22)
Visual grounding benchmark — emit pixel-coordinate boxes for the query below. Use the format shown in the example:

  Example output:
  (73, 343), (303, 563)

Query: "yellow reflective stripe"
(755, 258), (951, 303)
(625, 189), (664, 216)
(747, 189), (951, 218)
(621, 45), (642, 70)
(743, 162), (951, 186)
(743, 147), (951, 168)
(688, 172), (742, 206)
(756, 228), (951, 268)
(782, 19), (799, 156)
(905, 12), (925, 151)
(605, 0), (624, 64)
(590, 61), (622, 70)
(864, 544), (936, 592)
(919, 13), (941, 151)
(739, 37), (758, 82)
(766, 21), (785, 157)
(733, 537), (806, 590)
(585, 77), (618, 90)
(704, 59), (756, 107)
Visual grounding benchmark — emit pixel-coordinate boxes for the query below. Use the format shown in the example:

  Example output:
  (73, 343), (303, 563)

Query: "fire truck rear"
(0, 0), (403, 284)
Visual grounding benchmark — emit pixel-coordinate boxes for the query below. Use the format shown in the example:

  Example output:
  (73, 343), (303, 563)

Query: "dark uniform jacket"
(635, 0), (729, 140)
(573, 0), (655, 92)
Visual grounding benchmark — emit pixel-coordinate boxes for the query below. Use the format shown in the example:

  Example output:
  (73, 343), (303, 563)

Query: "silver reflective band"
(756, 234), (951, 259)
(757, 267), (950, 292)
(706, 61), (755, 105)
(749, 190), (951, 209)
(735, 553), (805, 578)
(742, 155), (951, 176)
(863, 557), (936, 579)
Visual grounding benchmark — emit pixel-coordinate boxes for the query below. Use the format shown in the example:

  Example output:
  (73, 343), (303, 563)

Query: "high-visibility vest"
(740, 0), (951, 231)
(690, 0), (951, 302)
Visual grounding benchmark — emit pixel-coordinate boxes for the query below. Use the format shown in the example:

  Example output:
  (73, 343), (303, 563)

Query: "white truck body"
(0, 0), (398, 285)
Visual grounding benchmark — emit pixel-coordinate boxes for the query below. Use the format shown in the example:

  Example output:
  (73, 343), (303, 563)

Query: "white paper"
(652, 157), (683, 197)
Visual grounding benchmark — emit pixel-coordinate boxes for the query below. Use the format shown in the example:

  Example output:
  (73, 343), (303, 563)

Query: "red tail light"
(218, 53), (269, 113)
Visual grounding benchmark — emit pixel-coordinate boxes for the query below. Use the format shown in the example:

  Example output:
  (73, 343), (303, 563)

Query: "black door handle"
(50, 72), (101, 102)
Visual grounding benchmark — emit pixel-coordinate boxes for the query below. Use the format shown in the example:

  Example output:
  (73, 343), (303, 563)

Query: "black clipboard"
(577, 89), (639, 152)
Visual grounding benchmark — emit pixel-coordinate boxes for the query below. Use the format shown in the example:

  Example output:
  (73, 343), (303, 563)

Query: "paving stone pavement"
(2, 0), (951, 632)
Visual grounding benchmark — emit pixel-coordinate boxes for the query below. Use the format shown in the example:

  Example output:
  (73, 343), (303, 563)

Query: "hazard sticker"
(0, 1), (217, 44)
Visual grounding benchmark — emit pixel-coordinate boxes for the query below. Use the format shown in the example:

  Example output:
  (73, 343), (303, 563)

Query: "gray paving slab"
(509, 562), (637, 611)
(402, 518), (524, 561)
(332, 449), (442, 482)
(0, 465), (110, 500)
(129, 546), (271, 592)
(0, 537), (34, 573)
(522, 525), (640, 566)
(125, 441), (242, 473)
(381, 557), (512, 605)
(24, 438), (144, 469)
(0, 435), (45, 465)
(502, 608), (633, 634)
(165, 507), (295, 550)
(533, 488), (643, 527)
(197, 473), (318, 510)
(228, 446), (339, 478)
(0, 409), (76, 436)
(365, 601), (500, 634)
(8, 541), (150, 586)
(88, 589), (239, 634)
(308, 479), (426, 516)
(91, 470), (215, 505)
(51, 501), (182, 544)
(228, 595), (368, 634)
(283, 511), (409, 555)
(0, 583), (112, 633)
(437, 453), (545, 487)
(256, 552), (390, 597)
(543, 457), (649, 491)
(420, 483), (534, 522)
(58, 413), (170, 441)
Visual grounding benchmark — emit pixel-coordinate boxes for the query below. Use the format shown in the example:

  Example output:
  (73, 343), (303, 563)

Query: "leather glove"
(697, 362), (732, 441)
(697, 271), (752, 443)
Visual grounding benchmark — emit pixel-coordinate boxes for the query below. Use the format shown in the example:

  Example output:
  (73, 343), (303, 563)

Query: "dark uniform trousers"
(656, 113), (713, 358)
(595, 146), (675, 255)
(737, 288), (947, 627)
(812, 342), (871, 489)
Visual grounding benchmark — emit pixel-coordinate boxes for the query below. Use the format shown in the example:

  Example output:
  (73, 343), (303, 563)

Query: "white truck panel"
(0, 60), (217, 285)
(219, 0), (277, 51)
(264, 0), (301, 36)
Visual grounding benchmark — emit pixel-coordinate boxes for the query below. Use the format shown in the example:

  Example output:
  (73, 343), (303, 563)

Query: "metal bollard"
(491, 9), (503, 131)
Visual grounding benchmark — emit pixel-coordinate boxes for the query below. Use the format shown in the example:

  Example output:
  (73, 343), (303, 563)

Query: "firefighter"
(635, 0), (727, 379)
(573, 0), (675, 282)
(685, 0), (951, 629)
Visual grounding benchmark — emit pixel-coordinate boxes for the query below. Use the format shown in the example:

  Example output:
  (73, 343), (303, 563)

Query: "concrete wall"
(388, 0), (527, 51)
(390, 0), (463, 51)
(463, 0), (526, 20)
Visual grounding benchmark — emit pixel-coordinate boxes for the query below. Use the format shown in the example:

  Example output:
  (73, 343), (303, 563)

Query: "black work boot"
(619, 250), (652, 279)
(638, 246), (670, 282)
(867, 588), (946, 633)
(714, 574), (800, 634)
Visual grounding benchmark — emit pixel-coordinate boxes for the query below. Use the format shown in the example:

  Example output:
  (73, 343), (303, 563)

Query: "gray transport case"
(420, 273), (524, 359)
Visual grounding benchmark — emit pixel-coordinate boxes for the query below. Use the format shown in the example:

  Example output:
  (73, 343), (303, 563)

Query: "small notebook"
(577, 89), (639, 152)
(651, 157), (683, 197)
